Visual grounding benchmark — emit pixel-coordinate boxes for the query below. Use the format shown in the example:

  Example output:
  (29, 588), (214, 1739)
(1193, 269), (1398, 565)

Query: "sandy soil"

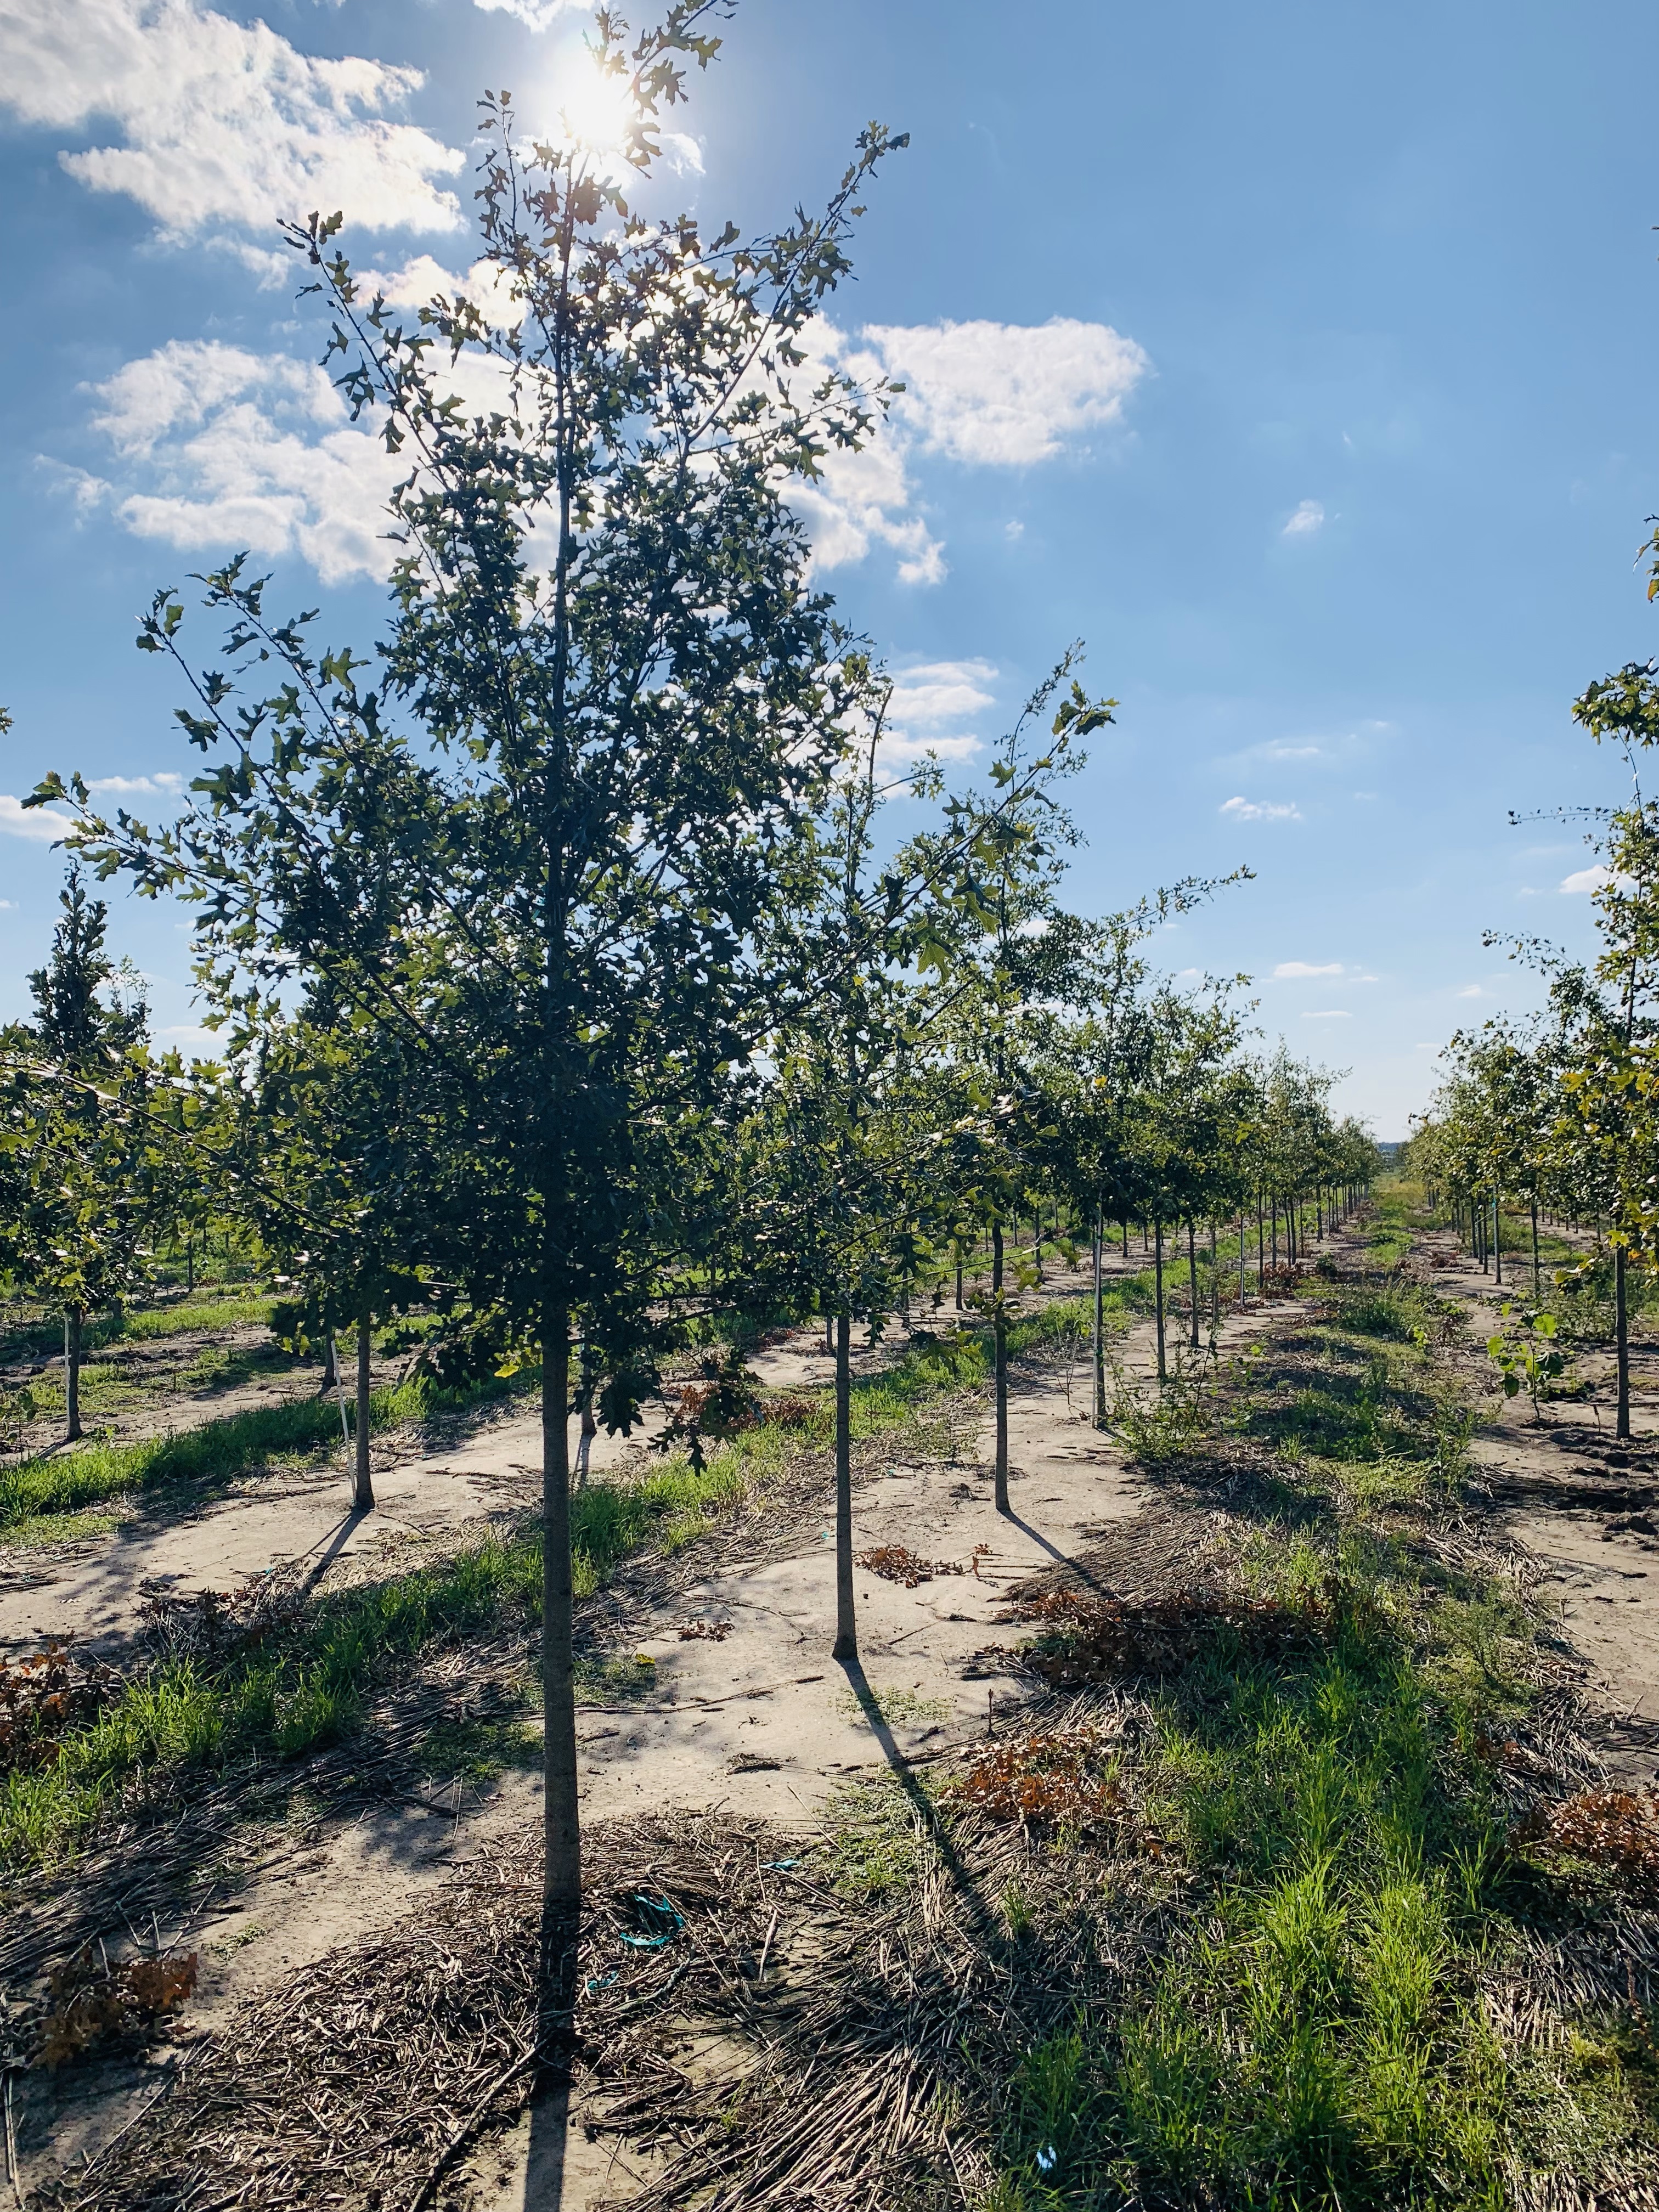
(30, 1216), (1608, 2204)
(18, 1254), (1250, 2190)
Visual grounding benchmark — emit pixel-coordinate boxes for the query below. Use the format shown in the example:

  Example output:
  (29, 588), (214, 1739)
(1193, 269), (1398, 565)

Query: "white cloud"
(87, 772), (185, 796)
(1456, 985), (1485, 998)
(0, 0), (464, 238)
(1262, 741), (1323, 760)
(1273, 960), (1342, 979)
(159, 1023), (218, 1043)
(1221, 795), (1302, 823)
(799, 315), (1150, 586)
(75, 300), (1149, 591)
(1282, 499), (1325, 537)
(86, 338), (413, 584)
(1560, 862), (1635, 895)
(862, 317), (1150, 467)
(877, 659), (996, 765)
(1302, 1009), (1351, 1019)
(472, 0), (591, 25)
(1005, 518), (1024, 541)
(0, 797), (75, 842)
(0, 899), (15, 909)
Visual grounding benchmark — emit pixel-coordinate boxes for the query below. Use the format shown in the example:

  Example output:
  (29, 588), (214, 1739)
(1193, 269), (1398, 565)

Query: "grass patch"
(0, 1369), (525, 1538)
(0, 1415), (786, 1870)
(416, 1713), (540, 1786)
(977, 1211), (1659, 2204)
(0, 1293), (274, 1363)
(838, 1683), (952, 1728)
(823, 1775), (930, 1898)
(0, 1294), (1092, 1874)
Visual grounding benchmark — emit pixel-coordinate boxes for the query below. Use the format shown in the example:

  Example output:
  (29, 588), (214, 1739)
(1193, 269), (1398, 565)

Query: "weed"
(1104, 1347), (1221, 1463)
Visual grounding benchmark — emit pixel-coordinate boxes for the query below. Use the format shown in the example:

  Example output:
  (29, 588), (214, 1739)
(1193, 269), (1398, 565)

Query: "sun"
(554, 58), (636, 162)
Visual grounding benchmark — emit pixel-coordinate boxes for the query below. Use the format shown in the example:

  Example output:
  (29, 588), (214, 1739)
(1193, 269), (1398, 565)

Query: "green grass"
(0, 1291), (274, 1363)
(0, 1299), (1103, 1873)
(0, 1437), (754, 1871)
(992, 1567), (1533, 2207)
(980, 1200), (1659, 2206)
(0, 1367), (527, 1538)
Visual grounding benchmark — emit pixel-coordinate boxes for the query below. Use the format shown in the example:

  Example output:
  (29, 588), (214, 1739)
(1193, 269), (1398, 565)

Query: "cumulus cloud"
(72, 295), (1150, 589)
(877, 659), (997, 764)
(1221, 795), (1302, 823)
(1273, 960), (1342, 979)
(0, 0), (464, 238)
(472, 0), (591, 24)
(86, 339), (400, 584)
(861, 317), (1150, 467)
(87, 772), (185, 796)
(1282, 499), (1324, 537)
(0, 797), (75, 842)
(799, 315), (1150, 586)
(1302, 1009), (1351, 1019)
(1456, 985), (1485, 999)
(1560, 862), (1635, 895)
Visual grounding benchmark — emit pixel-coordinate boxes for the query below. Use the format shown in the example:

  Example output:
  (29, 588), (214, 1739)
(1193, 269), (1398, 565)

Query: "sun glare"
(555, 60), (635, 161)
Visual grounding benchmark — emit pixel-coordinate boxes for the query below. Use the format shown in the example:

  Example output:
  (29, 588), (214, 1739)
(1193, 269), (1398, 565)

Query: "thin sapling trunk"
(1093, 1209), (1105, 1429)
(541, 1297), (580, 2006)
(1616, 1245), (1631, 1442)
(1186, 1221), (1200, 1350)
(833, 1310), (856, 1659)
(992, 1220), (1009, 1514)
(353, 1297), (374, 1513)
(64, 1307), (83, 1443)
(1154, 1221), (1166, 1382)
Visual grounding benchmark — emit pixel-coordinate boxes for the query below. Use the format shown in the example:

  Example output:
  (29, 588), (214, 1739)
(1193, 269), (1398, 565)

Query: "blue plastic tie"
(617, 1891), (684, 1950)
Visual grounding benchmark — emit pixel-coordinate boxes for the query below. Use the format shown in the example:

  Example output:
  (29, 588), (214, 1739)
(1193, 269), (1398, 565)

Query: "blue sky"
(0, 0), (1654, 1136)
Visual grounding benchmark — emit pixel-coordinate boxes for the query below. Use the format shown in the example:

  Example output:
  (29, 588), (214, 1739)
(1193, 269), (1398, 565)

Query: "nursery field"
(4, 1187), (1659, 2209)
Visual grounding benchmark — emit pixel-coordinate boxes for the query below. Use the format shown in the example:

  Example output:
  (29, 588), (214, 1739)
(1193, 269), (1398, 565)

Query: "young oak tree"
(36, 7), (909, 2001)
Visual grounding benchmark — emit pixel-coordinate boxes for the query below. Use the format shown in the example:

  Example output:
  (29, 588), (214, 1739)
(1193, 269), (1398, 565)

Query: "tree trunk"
(320, 1333), (338, 1393)
(1493, 1191), (1503, 1287)
(955, 1251), (963, 1312)
(1616, 1246), (1631, 1442)
(353, 1297), (375, 1513)
(1121, 1216), (1128, 1259)
(64, 1307), (83, 1443)
(1257, 1193), (1264, 1284)
(1271, 1200), (1278, 1272)
(1238, 1215), (1247, 1309)
(1210, 1221), (1220, 1334)
(1186, 1221), (1200, 1351)
(1531, 1198), (1541, 1301)
(541, 1298), (580, 1997)
(992, 1221), (1010, 1514)
(185, 1238), (194, 1295)
(1093, 1208), (1105, 1429)
(1154, 1221), (1166, 1382)
(833, 1309), (857, 1658)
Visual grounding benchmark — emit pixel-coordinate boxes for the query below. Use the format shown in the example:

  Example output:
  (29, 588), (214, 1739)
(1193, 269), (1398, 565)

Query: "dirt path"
(20, 1255), (1294, 2182)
